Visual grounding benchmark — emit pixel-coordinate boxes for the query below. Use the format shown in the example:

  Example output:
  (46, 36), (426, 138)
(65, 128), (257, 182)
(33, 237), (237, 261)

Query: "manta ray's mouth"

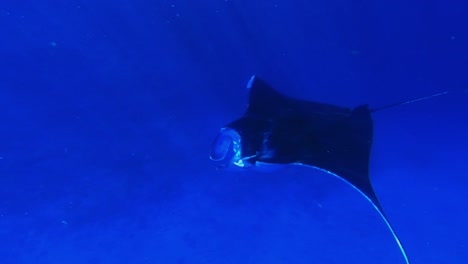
(209, 128), (242, 167)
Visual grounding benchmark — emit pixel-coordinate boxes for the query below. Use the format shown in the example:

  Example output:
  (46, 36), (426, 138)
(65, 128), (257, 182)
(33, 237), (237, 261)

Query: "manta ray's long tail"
(371, 88), (466, 112)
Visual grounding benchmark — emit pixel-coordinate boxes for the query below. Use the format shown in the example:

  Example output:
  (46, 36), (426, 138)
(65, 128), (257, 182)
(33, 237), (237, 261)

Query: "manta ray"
(209, 75), (457, 264)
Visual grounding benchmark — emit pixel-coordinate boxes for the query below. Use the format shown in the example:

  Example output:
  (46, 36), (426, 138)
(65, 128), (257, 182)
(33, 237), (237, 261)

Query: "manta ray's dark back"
(245, 77), (379, 208)
(210, 75), (410, 263)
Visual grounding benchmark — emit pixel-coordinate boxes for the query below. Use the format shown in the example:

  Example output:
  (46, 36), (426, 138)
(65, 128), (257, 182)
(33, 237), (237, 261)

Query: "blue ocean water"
(1, 0), (467, 263)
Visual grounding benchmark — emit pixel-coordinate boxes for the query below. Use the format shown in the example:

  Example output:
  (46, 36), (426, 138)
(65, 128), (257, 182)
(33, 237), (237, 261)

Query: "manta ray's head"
(209, 127), (248, 168)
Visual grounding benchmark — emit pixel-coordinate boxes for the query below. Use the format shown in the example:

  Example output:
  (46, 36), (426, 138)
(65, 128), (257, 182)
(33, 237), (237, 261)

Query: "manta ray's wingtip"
(247, 75), (256, 90)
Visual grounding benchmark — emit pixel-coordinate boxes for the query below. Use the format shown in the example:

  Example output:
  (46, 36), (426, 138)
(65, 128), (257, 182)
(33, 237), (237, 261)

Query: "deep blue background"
(1, 0), (467, 263)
